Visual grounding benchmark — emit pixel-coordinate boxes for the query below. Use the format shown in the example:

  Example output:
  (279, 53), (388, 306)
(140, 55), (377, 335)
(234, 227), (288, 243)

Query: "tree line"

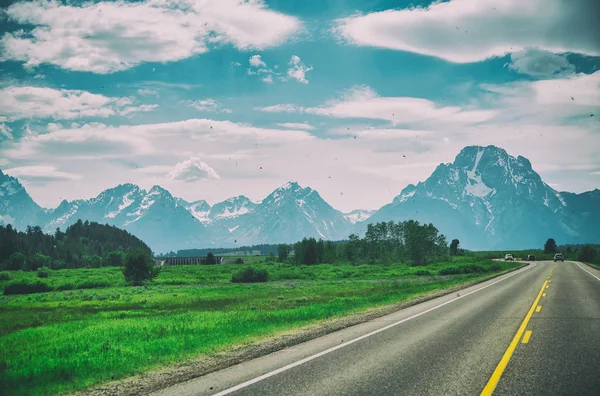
(0, 220), (152, 271)
(278, 220), (452, 266)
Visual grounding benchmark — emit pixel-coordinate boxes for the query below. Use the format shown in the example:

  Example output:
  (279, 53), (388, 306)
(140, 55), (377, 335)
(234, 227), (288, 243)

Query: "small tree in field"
(205, 252), (217, 265)
(450, 239), (460, 256)
(578, 245), (597, 263)
(544, 238), (557, 254)
(122, 250), (160, 286)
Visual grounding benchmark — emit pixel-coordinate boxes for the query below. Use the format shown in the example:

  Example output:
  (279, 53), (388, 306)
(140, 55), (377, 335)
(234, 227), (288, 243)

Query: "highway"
(152, 261), (600, 396)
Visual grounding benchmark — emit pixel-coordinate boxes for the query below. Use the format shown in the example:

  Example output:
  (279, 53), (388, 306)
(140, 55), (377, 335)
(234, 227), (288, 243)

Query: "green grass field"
(0, 257), (519, 395)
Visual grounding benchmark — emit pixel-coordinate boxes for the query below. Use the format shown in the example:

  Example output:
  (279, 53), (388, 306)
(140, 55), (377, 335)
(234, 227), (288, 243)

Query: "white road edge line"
(575, 262), (600, 282)
(211, 262), (537, 396)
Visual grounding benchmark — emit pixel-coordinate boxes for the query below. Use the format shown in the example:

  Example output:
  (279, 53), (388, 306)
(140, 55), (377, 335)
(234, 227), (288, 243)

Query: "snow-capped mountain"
(1, 145), (598, 252)
(0, 169), (41, 229)
(222, 182), (350, 245)
(363, 145), (599, 249)
(344, 209), (375, 224)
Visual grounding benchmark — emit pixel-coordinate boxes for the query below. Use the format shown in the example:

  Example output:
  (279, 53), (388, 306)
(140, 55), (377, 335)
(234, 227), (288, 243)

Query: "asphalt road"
(152, 261), (600, 396)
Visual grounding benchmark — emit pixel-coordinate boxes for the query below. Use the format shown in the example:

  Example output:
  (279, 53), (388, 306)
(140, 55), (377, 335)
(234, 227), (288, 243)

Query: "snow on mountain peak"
(344, 209), (375, 224)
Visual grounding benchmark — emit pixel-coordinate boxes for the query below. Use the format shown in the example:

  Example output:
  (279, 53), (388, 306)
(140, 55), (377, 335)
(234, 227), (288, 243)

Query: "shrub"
(231, 267), (269, 283)
(3, 280), (52, 295)
(414, 269), (432, 276)
(235, 258), (245, 264)
(37, 267), (50, 278)
(578, 245), (598, 263)
(0, 272), (11, 281)
(122, 249), (161, 286)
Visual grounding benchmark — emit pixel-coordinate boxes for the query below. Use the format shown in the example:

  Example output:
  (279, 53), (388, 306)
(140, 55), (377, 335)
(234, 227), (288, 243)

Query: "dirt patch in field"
(76, 264), (527, 396)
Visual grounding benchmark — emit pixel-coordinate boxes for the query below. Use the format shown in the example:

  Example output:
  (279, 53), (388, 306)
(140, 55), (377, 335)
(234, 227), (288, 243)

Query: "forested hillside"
(0, 220), (152, 270)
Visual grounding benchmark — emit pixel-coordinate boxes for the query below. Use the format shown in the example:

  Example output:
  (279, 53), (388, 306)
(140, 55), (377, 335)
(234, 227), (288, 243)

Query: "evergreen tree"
(544, 238), (557, 254)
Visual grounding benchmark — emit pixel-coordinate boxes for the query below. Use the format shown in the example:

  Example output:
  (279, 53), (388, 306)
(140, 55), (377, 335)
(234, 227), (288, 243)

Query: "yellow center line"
(536, 306), (542, 313)
(542, 293), (546, 297)
(522, 330), (532, 344)
(480, 279), (548, 395)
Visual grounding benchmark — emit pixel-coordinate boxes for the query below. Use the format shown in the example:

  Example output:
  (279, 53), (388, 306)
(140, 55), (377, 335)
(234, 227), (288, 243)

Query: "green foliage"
(105, 251), (126, 267)
(450, 239), (460, 256)
(122, 250), (161, 286)
(277, 244), (291, 262)
(0, 257), (518, 396)
(544, 238), (557, 254)
(231, 267), (269, 283)
(3, 279), (52, 295)
(36, 267), (50, 279)
(7, 252), (26, 271)
(205, 252), (217, 265)
(0, 272), (11, 281)
(578, 245), (598, 263)
(234, 258), (245, 264)
(0, 221), (152, 271)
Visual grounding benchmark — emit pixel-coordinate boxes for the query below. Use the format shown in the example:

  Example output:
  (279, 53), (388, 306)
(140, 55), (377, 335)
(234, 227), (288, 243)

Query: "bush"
(37, 267), (50, 278)
(3, 280), (52, 295)
(231, 267), (269, 283)
(414, 269), (432, 276)
(578, 245), (598, 263)
(0, 272), (11, 281)
(122, 249), (161, 286)
(439, 264), (486, 275)
(235, 258), (245, 264)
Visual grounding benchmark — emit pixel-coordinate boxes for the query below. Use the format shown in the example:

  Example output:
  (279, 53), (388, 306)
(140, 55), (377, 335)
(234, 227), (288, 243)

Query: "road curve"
(152, 261), (600, 396)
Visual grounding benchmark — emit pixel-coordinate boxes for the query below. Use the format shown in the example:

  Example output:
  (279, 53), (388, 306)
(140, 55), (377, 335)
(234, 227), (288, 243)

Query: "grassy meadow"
(0, 257), (520, 395)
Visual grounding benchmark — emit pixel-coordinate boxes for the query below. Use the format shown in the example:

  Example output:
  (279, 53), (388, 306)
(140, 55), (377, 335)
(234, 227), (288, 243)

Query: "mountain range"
(1, 145), (598, 252)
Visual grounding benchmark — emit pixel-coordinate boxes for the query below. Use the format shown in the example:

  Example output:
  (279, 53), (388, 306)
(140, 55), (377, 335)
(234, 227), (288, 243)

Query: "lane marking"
(542, 293), (546, 297)
(575, 262), (600, 282)
(545, 285), (549, 289)
(522, 330), (532, 344)
(535, 306), (542, 313)
(480, 278), (548, 396)
(210, 263), (538, 396)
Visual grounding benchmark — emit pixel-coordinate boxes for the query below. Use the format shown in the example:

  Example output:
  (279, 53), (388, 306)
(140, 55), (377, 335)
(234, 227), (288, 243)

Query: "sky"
(0, 0), (599, 212)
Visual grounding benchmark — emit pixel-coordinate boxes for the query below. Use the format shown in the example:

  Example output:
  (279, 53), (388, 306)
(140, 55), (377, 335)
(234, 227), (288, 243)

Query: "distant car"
(504, 254), (514, 261)
(527, 255), (536, 261)
(554, 253), (564, 262)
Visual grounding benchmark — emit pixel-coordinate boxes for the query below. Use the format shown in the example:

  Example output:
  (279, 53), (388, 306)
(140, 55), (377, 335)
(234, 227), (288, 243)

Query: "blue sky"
(0, 0), (599, 211)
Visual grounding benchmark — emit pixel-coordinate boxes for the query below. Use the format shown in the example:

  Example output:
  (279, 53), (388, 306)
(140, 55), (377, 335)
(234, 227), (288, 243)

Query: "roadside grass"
(0, 258), (519, 395)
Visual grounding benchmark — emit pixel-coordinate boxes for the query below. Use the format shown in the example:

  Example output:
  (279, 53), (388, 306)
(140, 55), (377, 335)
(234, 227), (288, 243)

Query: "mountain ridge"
(1, 145), (598, 252)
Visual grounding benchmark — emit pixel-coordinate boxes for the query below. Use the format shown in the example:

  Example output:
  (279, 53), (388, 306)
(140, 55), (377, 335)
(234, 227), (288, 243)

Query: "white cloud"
(118, 104), (159, 117)
(231, 61), (242, 67)
(0, 86), (158, 121)
(0, 123), (13, 140)
(183, 99), (232, 113)
(335, 0), (600, 63)
(508, 48), (575, 78)
(137, 88), (159, 97)
(1, 0), (302, 73)
(249, 55), (267, 68)
(276, 122), (315, 130)
(287, 55), (312, 84)
(168, 157), (220, 181)
(259, 85), (496, 126)
(262, 74), (274, 84)
(4, 165), (81, 180)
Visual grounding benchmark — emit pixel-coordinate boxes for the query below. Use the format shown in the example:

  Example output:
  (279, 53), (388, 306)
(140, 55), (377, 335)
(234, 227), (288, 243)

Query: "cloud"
(480, 71), (600, 122)
(262, 74), (274, 84)
(3, 118), (314, 161)
(137, 88), (159, 97)
(249, 55), (267, 68)
(258, 85), (496, 126)
(0, 86), (158, 121)
(276, 122), (315, 130)
(118, 104), (159, 117)
(1, 0), (302, 73)
(335, 0), (600, 63)
(183, 99), (232, 113)
(287, 55), (312, 84)
(168, 157), (220, 181)
(4, 165), (81, 181)
(508, 48), (576, 77)
(0, 123), (13, 141)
